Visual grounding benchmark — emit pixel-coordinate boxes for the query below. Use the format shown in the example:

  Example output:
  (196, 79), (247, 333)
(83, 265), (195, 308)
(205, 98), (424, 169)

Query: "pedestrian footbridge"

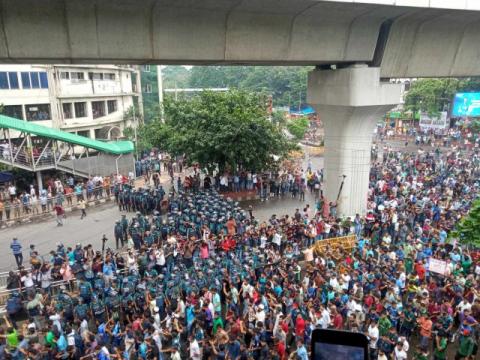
(0, 115), (135, 178)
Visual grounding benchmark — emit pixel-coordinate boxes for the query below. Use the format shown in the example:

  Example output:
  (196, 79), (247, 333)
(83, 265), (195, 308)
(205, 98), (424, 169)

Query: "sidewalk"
(0, 171), (176, 229)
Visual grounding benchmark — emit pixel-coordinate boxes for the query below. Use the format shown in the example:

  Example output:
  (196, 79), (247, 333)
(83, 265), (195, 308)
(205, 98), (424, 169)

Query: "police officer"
(114, 221), (124, 249)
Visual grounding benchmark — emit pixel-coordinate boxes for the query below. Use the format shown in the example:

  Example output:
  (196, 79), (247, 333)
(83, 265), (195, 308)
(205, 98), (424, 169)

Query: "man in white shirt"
(367, 320), (379, 357)
(393, 341), (407, 360)
(318, 305), (330, 329)
(8, 184), (16, 200)
(189, 336), (201, 360)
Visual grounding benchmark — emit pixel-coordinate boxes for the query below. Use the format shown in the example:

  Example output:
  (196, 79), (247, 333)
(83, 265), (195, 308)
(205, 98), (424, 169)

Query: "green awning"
(0, 115), (134, 155)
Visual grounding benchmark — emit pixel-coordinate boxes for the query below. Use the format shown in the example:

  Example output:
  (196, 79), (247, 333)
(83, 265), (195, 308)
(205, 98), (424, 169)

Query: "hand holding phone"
(311, 329), (369, 360)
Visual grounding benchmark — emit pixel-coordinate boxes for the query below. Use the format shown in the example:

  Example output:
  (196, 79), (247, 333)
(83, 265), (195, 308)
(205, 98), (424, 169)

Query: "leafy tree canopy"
(405, 77), (480, 116)
(287, 117), (310, 140)
(450, 198), (480, 248)
(145, 90), (295, 173)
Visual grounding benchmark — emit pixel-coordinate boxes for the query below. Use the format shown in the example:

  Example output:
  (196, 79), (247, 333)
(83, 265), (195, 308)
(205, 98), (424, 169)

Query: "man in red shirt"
(415, 260), (426, 282)
(54, 204), (64, 227)
(331, 305), (344, 329)
(295, 314), (306, 338)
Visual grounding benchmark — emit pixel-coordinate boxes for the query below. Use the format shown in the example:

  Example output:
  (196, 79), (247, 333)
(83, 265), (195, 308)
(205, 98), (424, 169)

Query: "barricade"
(311, 234), (357, 256)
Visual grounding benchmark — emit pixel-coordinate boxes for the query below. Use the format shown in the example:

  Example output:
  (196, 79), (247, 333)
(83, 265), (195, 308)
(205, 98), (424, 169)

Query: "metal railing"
(0, 184), (116, 226)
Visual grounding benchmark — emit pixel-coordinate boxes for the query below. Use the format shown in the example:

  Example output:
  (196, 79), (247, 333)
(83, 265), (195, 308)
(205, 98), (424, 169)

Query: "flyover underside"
(0, 0), (480, 77)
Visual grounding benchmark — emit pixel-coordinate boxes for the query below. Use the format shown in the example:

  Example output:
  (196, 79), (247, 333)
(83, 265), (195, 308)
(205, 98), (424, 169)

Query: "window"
(89, 72), (103, 80)
(0, 72), (19, 89)
(0, 72), (8, 89)
(94, 128), (103, 139)
(1, 105), (23, 119)
(92, 101), (106, 119)
(107, 100), (117, 114)
(145, 83), (152, 93)
(60, 72), (70, 80)
(104, 73), (115, 80)
(77, 130), (90, 138)
(31, 72), (40, 88)
(62, 103), (73, 119)
(8, 73), (19, 89)
(71, 72), (84, 80)
(74, 102), (87, 118)
(21, 72), (31, 89)
(39, 72), (48, 88)
(142, 65), (150, 72)
(26, 104), (51, 121)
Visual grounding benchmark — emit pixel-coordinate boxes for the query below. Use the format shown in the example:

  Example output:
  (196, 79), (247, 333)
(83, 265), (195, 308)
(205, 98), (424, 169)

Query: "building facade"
(0, 64), (142, 140)
(140, 64), (161, 123)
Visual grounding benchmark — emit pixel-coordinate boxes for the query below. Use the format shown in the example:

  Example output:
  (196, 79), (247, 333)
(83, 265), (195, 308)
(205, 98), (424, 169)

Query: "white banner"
(429, 258), (447, 275)
(419, 112), (448, 130)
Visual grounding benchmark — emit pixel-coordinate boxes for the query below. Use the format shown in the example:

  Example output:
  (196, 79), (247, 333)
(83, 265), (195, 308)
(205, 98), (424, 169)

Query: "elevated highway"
(0, 0), (479, 77)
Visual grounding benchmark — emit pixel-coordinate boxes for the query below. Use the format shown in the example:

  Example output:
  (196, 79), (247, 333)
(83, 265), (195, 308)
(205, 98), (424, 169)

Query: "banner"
(429, 258), (447, 275)
(311, 234), (357, 255)
(419, 112), (448, 130)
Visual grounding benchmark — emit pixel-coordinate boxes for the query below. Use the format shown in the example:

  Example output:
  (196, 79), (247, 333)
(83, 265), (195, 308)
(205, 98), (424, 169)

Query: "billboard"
(419, 111), (448, 130)
(452, 92), (480, 117)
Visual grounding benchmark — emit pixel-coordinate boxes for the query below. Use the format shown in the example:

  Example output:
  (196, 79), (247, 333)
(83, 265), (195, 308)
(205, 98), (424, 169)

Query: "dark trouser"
(81, 209), (86, 219)
(115, 236), (122, 249)
(14, 253), (23, 267)
(184, 257), (193, 269)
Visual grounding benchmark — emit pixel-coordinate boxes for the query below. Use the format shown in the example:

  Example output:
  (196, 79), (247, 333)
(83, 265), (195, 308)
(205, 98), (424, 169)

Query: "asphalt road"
(0, 203), (129, 272)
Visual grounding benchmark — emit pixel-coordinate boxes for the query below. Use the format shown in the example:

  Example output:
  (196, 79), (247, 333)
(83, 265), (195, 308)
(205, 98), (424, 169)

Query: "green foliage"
(450, 198), (480, 248)
(272, 110), (287, 127)
(147, 90), (294, 173)
(405, 79), (460, 116)
(405, 77), (480, 116)
(468, 120), (480, 133)
(162, 66), (190, 89)
(188, 66), (312, 107)
(286, 117), (310, 141)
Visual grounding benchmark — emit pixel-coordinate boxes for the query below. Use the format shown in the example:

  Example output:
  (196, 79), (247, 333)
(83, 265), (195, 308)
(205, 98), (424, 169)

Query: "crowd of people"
(0, 174), (132, 223)
(0, 135), (479, 360)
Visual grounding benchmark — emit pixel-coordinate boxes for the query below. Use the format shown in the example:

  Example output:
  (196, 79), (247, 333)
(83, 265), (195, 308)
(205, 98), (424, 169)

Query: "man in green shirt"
(212, 314), (224, 334)
(44, 330), (55, 347)
(379, 312), (392, 337)
(456, 331), (475, 359)
(5, 327), (18, 349)
(433, 333), (447, 360)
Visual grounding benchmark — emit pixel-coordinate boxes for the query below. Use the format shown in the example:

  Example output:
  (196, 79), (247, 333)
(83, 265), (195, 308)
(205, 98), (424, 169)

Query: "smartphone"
(311, 329), (369, 360)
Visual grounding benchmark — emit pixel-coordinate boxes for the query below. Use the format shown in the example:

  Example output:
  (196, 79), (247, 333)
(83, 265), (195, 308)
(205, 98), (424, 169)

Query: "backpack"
(6, 297), (21, 315)
(79, 283), (90, 297)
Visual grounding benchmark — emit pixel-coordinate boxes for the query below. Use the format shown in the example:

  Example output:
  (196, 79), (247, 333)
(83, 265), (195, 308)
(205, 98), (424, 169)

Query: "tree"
(148, 90), (294, 173)
(450, 198), (480, 248)
(188, 66), (312, 107)
(287, 117), (310, 141)
(405, 79), (460, 116)
(404, 77), (480, 117)
(272, 110), (287, 127)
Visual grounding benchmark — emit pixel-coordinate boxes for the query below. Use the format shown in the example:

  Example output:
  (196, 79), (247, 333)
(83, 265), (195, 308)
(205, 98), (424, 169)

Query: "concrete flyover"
(1, 0), (479, 216)
(0, 0), (479, 77)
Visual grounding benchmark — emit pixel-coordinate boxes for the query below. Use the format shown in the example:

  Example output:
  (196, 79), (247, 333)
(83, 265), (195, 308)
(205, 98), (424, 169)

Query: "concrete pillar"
(36, 171), (43, 194)
(307, 65), (401, 216)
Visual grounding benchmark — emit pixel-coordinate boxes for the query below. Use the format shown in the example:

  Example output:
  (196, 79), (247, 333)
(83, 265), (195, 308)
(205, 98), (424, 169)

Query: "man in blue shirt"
(10, 238), (22, 268)
(296, 339), (308, 360)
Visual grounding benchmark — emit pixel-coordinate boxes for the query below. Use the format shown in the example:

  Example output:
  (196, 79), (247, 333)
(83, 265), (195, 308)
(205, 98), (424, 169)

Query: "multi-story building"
(140, 64), (161, 123)
(0, 64), (142, 139)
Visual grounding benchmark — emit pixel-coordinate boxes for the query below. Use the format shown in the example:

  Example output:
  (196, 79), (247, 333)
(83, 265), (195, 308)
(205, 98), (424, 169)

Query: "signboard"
(452, 92), (480, 117)
(429, 258), (447, 275)
(419, 112), (448, 130)
(311, 234), (356, 255)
